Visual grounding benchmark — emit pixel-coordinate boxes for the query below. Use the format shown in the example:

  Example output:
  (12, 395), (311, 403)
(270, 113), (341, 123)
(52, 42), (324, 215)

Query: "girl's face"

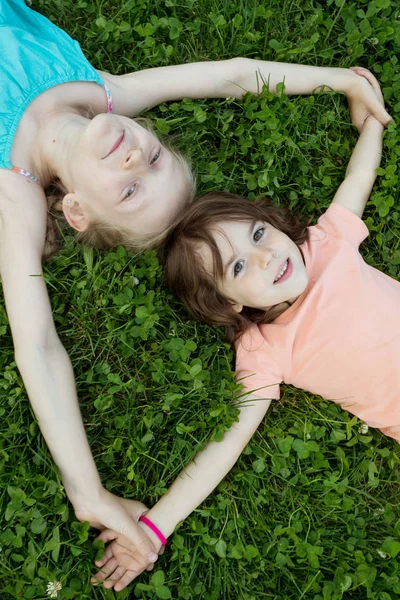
(200, 220), (309, 312)
(65, 114), (190, 236)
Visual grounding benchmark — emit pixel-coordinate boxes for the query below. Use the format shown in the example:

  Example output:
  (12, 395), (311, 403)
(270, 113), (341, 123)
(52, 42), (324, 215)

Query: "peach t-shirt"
(236, 203), (400, 442)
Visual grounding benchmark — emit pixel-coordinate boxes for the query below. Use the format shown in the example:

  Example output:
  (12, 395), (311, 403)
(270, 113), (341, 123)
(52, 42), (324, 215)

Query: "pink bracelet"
(139, 515), (167, 546)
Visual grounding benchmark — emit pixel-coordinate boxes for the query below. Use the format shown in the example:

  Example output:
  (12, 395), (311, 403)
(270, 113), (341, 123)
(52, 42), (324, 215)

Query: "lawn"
(1, 0), (400, 598)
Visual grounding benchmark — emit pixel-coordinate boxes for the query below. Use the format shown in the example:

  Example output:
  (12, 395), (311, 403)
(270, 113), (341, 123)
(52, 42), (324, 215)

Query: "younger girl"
(92, 69), (398, 590)
(0, 0), (392, 577)
(163, 77), (398, 443)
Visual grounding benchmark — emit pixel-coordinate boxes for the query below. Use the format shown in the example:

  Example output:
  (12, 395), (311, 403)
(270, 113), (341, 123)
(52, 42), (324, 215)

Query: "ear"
(232, 303), (243, 313)
(62, 193), (89, 232)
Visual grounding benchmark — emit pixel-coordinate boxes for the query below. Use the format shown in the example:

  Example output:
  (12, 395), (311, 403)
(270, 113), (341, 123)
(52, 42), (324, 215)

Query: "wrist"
(138, 520), (164, 552)
(361, 114), (384, 132)
(339, 68), (361, 95)
(69, 483), (106, 519)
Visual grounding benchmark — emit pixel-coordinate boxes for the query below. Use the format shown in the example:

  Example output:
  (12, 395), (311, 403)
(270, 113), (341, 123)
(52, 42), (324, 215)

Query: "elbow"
(223, 57), (253, 97)
(229, 56), (250, 71)
(14, 332), (62, 371)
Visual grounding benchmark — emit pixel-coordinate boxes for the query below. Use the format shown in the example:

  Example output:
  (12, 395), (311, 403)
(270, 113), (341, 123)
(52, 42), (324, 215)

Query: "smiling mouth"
(274, 259), (291, 284)
(102, 131), (125, 159)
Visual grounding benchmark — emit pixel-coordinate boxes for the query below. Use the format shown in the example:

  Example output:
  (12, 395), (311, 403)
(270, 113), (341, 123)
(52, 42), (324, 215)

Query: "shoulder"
(0, 170), (47, 240)
(309, 203), (369, 248)
(235, 323), (266, 356)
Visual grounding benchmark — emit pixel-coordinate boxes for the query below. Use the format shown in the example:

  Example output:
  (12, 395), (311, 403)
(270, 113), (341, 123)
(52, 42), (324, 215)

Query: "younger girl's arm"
(101, 59), (391, 131)
(332, 68), (384, 218)
(92, 394), (272, 591)
(0, 175), (157, 568)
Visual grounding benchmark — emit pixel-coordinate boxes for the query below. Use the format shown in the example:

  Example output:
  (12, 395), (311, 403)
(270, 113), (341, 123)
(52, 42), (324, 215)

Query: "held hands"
(345, 66), (390, 131)
(350, 66), (385, 106)
(73, 489), (159, 574)
(92, 521), (164, 592)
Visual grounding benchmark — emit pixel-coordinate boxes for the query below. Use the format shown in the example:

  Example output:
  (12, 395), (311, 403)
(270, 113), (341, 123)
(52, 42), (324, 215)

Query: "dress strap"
(104, 83), (113, 113)
(11, 166), (41, 186)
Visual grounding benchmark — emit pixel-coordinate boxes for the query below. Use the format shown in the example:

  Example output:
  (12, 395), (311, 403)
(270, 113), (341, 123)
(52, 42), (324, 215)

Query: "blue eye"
(253, 227), (264, 242)
(124, 184), (137, 200)
(233, 260), (244, 277)
(150, 149), (161, 165)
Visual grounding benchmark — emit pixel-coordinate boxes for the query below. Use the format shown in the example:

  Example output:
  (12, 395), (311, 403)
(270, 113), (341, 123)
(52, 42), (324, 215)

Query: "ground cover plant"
(1, 0), (400, 598)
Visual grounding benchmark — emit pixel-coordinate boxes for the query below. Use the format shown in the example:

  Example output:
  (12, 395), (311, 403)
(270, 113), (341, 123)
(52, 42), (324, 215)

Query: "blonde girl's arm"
(332, 68), (384, 218)
(0, 176), (157, 567)
(100, 59), (391, 131)
(93, 393), (272, 591)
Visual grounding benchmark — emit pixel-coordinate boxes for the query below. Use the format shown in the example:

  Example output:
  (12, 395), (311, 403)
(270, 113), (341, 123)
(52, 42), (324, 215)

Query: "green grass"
(1, 0), (400, 598)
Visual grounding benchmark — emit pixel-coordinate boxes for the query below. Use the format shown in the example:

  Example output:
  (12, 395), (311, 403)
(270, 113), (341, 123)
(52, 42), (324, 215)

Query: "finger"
(91, 558), (119, 584)
(349, 66), (378, 87)
(357, 69), (381, 91)
(350, 67), (380, 91)
(96, 531), (150, 565)
(349, 65), (370, 73)
(375, 105), (392, 126)
(96, 529), (119, 545)
(352, 69), (385, 105)
(95, 544), (114, 568)
(119, 554), (153, 572)
(103, 567), (130, 591)
(114, 569), (142, 592)
(103, 566), (128, 589)
(115, 520), (158, 562)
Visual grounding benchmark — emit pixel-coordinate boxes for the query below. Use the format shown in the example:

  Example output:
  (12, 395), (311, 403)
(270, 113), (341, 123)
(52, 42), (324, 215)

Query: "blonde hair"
(43, 135), (195, 259)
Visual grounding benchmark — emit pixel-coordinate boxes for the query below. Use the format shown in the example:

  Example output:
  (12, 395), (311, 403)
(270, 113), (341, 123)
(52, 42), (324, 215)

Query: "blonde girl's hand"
(346, 66), (391, 131)
(75, 493), (159, 576)
(92, 524), (165, 592)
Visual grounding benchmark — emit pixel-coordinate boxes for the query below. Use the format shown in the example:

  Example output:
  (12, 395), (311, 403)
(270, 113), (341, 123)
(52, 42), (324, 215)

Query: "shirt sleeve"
(235, 325), (282, 399)
(313, 203), (369, 248)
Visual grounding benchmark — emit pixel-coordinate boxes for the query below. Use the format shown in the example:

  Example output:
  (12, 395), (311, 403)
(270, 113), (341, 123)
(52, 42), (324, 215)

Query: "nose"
(252, 247), (272, 270)
(121, 147), (146, 171)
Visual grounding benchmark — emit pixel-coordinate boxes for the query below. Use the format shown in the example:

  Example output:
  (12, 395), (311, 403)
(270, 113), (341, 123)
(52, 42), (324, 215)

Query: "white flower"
(373, 508), (384, 516)
(359, 423), (369, 435)
(369, 37), (379, 45)
(377, 550), (387, 559)
(46, 581), (62, 598)
(133, 277), (139, 285)
(306, 433), (311, 440)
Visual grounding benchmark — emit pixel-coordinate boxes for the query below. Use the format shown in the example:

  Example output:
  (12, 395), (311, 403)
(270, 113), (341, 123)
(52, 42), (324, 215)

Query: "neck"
(265, 294), (300, 321)
(267, 302), (292, 321)
(35, 110), (87, 189)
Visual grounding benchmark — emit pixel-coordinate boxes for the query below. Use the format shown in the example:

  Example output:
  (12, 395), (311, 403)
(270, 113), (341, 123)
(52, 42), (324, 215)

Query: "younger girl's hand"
(346, 66), (391, 131)
(92, 524), (164, 592)
(349, 66), (385, 106)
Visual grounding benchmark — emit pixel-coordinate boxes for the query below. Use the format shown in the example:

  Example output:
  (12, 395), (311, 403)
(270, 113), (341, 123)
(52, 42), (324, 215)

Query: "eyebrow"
(222, 221), (254, 278)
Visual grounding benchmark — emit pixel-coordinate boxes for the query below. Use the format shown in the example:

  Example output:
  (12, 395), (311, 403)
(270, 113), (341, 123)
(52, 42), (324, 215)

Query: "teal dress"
(0, 0), (110, 171)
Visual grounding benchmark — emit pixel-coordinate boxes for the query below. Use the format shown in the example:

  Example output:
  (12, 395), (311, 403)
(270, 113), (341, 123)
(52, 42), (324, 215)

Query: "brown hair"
(161, 192), (309, 343)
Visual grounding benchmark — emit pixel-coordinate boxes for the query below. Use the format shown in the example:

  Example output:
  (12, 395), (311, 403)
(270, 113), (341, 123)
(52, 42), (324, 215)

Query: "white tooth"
(275, 260), (288, 282)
